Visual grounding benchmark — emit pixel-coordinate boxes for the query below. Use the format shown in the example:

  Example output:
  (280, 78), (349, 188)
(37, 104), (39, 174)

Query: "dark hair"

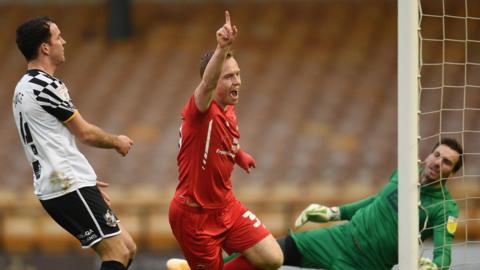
(432, 137), (464, 173)
(16, 16), (53, 61)
(199, 50), (233, 78)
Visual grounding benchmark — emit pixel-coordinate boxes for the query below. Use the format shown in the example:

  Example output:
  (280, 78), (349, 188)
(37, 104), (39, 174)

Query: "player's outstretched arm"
(337, 196), (375, 220)
(194, 10), (238, 112)
(65, 111), (133, 156)
(294, 203), (341, 228)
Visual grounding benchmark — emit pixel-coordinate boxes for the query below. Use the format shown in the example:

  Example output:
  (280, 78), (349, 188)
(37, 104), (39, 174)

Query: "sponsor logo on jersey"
(57, 84), (70, 101)
(216, 149), (235, 158)
(13, 92), (23, 106)
(104, 210), (118, 227)
(447, 216), (458, 234)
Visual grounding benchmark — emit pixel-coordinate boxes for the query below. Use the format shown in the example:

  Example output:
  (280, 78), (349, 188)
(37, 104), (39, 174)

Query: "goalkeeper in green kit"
(282, 137), (462, 270)
(166, 138), (462, 270)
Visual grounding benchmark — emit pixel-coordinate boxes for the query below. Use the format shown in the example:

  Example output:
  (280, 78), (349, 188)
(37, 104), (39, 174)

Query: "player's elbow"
(79, 134), (94, 146)
(199, 81), (217, 95)
(76, 126), (96, 145)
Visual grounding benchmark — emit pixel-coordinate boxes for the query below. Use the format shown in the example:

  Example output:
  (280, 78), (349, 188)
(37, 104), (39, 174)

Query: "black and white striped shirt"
(12, 69), (96, 200)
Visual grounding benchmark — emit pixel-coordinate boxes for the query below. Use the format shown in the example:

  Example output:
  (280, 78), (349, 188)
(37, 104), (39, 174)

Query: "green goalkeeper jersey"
(340, 169), (459, 269)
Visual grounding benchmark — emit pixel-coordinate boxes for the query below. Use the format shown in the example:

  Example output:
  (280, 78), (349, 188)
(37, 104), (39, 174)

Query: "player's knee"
(127, 240), (137, 258)
(101, 242), (131, 263)
(118, 226), (136, 258)
(269, 241), (285, 269)
(269, 252), (284, 269)
(117, 246), (131, 263)
(258, 250), (284, 270)
(118, 229), (137, 259)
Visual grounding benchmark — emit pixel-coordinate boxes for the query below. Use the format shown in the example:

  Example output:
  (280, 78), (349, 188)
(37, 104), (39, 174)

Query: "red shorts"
(169, 197), (271, 270)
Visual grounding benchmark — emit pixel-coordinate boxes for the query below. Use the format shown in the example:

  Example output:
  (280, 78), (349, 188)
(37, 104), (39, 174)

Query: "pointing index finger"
(225, 10), (231, 25)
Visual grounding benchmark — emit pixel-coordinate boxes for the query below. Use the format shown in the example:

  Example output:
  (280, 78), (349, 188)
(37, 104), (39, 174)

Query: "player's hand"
(294, 204), (341, 228)
(419, 257), (438, 270)
(235, 150), (256, 173)
(115, 135), (133, 156)
(216, 10), (238, 48)
(96, 180), (111, 207)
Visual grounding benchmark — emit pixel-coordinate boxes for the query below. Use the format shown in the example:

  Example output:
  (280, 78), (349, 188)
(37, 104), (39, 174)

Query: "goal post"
(398, 0), (420, 269)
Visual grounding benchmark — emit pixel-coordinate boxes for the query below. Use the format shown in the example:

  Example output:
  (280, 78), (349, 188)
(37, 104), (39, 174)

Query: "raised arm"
(65, 111), (133, 156)
(194, 10), (238, 112)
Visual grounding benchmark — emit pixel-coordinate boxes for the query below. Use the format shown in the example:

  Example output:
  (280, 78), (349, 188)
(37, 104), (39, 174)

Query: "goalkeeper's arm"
(431, 213), (456, 269)
(294, 204), (341, 228)
(294, 196), (376, 228)
(339, 196), (376, 220)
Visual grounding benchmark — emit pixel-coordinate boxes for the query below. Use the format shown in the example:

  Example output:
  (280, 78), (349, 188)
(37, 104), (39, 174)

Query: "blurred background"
(0, 0), (478, 269)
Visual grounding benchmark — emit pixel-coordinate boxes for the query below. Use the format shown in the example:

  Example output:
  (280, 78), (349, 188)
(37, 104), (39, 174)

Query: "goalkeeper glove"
(419, 257), (438, 270)
(294, 203), (341, 228)
(235, 150), (256, 173)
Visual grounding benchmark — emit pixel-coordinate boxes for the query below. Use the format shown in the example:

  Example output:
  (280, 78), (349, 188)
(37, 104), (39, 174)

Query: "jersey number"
(18, 112), (41, 179)
(19, 112), (38, 155)
(242, 210), (262, 228)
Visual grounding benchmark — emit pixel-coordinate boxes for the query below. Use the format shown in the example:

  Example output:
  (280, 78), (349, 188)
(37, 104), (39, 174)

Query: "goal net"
(418, 0), (480, 268)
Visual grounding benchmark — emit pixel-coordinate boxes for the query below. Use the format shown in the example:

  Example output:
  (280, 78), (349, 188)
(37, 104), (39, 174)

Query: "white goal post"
(398, 0), (420, 270)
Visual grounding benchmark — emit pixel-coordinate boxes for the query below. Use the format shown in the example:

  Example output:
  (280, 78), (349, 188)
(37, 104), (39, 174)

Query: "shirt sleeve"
(182, 95), (208, 125)
(34, 87), (76, 123)
(432, 202), (459, 269)
(340, 170), (397, 220)
(339, 196), (376, 220)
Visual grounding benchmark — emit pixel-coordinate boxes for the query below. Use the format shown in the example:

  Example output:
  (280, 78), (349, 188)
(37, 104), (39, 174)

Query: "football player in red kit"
(168, 11), (283, 270)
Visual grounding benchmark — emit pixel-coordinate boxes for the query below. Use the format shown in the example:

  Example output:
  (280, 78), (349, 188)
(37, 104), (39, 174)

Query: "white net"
(419, 0), (480, 269)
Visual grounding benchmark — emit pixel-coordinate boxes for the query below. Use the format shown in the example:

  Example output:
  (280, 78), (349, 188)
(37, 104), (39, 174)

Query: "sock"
(223, 256), (260, 270)
(100, 261), (126, 270)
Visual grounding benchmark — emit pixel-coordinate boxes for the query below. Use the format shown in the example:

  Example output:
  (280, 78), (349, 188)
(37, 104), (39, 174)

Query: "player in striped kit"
(168, 11), (283, 270)
(13, 17), (136, 270)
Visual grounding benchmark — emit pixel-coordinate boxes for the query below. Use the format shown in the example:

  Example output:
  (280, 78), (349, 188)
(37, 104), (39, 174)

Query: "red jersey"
(175, 95), (240, 209)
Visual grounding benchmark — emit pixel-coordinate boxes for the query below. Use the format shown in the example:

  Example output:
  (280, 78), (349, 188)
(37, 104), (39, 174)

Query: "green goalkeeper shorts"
(289, 224), (388, 270)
